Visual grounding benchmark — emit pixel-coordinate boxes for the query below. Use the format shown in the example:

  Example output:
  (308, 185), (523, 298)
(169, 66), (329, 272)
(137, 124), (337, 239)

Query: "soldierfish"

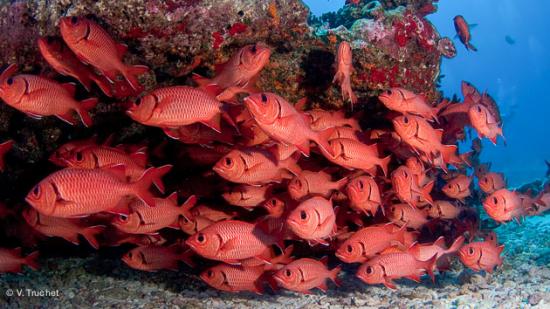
(288, 170), (347, 201)
(379, 88), (439, 122)
(483, 189), (525, 223)
(286, 196), (336, 245)
(22, 208), (105, 249)
(201, 264), (268, 294)
(319, 138), (391, 176)
(112, 194), (196, 234)
(453, 15), (477, 51)
(345, 175), (382, 216)
(59, 16), (148, 92)
(387, 203), (429, 230)
(213, 147), (301, 185)
(458, 232), (504, 273)
(478, 172), (506, 194)
(0, 64), (98, 127)
(122, 243), (195, 272)
(25, 165), (171, 218)
(0, 139), (14, 172)
(303, 109), (361, 131)
(222, 184), (271, 209)
(335, 224), (406, 263)
(391, 165), (434, 208)
(332, 41), (357, 107)
(37, 36), (113, 96)
(357, 251), (436, 289)
(426, 200), (462, 220)
(127, 86), (233, 133)
(468, 103), (504, 145)
(244, 93), (335, 157)
(442, 174), (472, 202)
(274, 257), (341, 294)
(407, 236), (465, 271)
(0, 248), (39, 273)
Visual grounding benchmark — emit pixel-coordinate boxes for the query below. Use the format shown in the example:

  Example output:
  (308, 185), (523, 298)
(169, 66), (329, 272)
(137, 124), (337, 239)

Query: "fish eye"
(207, 270), (214, 277)
(468, 247), (474, 255)
(403, 171), (409, 178)
(224, 157), (232, 166)
(119, 214), (128, 222)
(270, 199), (277, 206)
(32, 185), (40, 196)
(358, 180), (364, 189)
(285, 269), (292, 277)
(493, 197), (498, 204)
(476, 106), (482, 113)
(261, 93), (267, 103)
(386, 89), (392, 95)
(347, 245), (353, 253)
(391, 207), (395, 212)
(197, 233), (205, 243)
(135, 98), (141, 106)
(6, 78), (13, 85)
(128, 252), (133, 258)
(251, 44), (257, 53)
(75, 151), (83, 161)
(300, 210), (307, 220)
(366, 266), (373, 274)
(70, 16), (78, 24)
(403, 116), (409, 124)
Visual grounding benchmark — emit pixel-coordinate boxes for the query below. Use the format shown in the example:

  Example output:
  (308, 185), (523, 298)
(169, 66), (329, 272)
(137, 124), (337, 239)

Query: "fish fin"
(106, 201), (131, 216)
(76, 97), (99, 127)
(379, 155), (391, 177)
(177, 250), (196, 267)
(334, 176), (349, 190)
(0, 63), (18, 82)
(81, 225), (106, 250)
(281, 155), (302, 176)
(56, 111), (78, 126)
(317, 281), (328, 292)
(467, 43), (478, 52)
(219, 238), (239, 254)
(201, 114), (222, 133)
(129, 151), (147, 167)
(295, 140), (311, 157)
(179, 195), (198, 215)
(64, 233), (81, 246)
(24, 251), (40, 271)
(103, 164), (128, 181)
(405, 273), (422, 283)
(61, 82), (77, 96)
(272, 245), (294, 265)
(421, 254), (437, 282)
(294, 97), (308, 111)
(133, 165), (173, 205)
(433, 236), (446, 248)
(90, 75), (113, 97)
(116, 43), (128, 58)
(440, 144), (457, 163)
(332, 70), (344, 85)
(383, 278), (398, 290)
(421, 180), (434, 205)
(330, 265), (342, 286)
(313, 127), (336, 158)
(447, 235), (465, 254)
(484, 231), (498, 245)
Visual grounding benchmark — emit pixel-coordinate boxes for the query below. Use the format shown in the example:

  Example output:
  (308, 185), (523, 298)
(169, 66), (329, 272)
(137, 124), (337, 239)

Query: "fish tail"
(421, 254), (437, 283)
(24, 250), (40, 271)
(192, 73), (222, 97)
(467, 43), (478, 52)
(447, 235), (465, 254)
(76, 97), (99, 127)
(440, 144), (458, 163)
(81, 225), (106, 250)
(133, 165), (173, 206)
(313, 127), (336, 157)
(122, 65), (149, 92)
(334, 176), (349, 191)
(421, 180), (435, 205)
(179, 195), (198, 216)
(281, 154), (302, 176)
(90, 75), (114, 97)
(177, 249), (196, 267)
(332, 70), (344, 85)
(379, 155), (392, 177)
(329, 265), (342, 287)
(273, 245), (294, 265)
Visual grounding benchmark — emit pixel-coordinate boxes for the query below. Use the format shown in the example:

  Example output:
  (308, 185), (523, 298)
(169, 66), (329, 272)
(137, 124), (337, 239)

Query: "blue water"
(304, 0), (550, 187)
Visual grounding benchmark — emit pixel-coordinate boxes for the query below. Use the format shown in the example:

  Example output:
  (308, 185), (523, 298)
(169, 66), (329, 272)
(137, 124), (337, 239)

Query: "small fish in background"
(478, 172), (506, 194)
(274, 257), (341, 294)
(458, 232), (504, 273)
(483, 188), (526, 223)
(426, 200), (462, 220)
(442, 174), (473, 202)
(335, 224), (406, 263)
(0, 248), (39, 273)
(387, 203), (430, 230)
(0, 139), (14, 172)
(332, 41), (357, 108)
(391, 165), (434, 208)
(453, 15), (477, 51)
(286, 196), (336, 245)
(122, 243), (195, 272)
(346, 175), (382, 216)
(379, 88), (440, 122)
(200, 264), (269, 294)
(469, 103), (505, 145)
(504, 35), (516, 45)
(288, 170), (347, 201)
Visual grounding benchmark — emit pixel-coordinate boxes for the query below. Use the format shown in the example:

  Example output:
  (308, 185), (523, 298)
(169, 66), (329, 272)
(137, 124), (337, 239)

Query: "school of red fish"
(0, 15), (548, 294)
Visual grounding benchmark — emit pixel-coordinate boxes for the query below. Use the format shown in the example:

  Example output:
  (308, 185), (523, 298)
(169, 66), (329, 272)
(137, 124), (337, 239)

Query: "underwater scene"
(0, 0), (549, 308)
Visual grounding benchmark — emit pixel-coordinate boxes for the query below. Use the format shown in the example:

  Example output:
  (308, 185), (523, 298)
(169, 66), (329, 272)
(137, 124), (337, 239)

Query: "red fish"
(262, 193), (297, 218)
(357, 251), (436, 289)
(320, 138), (391, 176)
(442, 174), (472, 202)
(185, 220), (281, 263)
(393, 115), (457, 170)
(0, 139), (14, 172)
(379, 88), (439, 122)
(328, 126), (362, 141)
(286, 196), (336, 245)
(37, 36), (113, 96)
(332, 41), (357, 106)
(483, 189), (525, 223)
(274, 257), (341, 293)
(288, 170), (347, 201)
(345, 175), (382, 216)
(453, 15), (477, 51)
(127, 86), (232, 133)
(59, 16), (148, 92)
(426, 200), (461, 220)
(213, 147), (300, 185)
(22, 208), (105, 249)
(193, 43), (271, 97)
(113, 194), (196, 234)
(391, 165), (434, 208)
(0, 248), (39, 273)
(303, 109), (361, 131)
(244, 93), (335, 157)
(387, 203), (429, 230)
(25, 165), (171, 217)
(408, 236), (465, 271)
(478, 172), (506, 194)
(201, 264), (267, 294)
(0, 65), (98, 126)
(163, 123), (236, 145)
(335, 224), (406, 263)
(468, 103), (504, 145)
(222, 184), (271, 209)
(458, 233), (504, 273)
(48, 136), (102, 166)
(122, 243), (194, 272)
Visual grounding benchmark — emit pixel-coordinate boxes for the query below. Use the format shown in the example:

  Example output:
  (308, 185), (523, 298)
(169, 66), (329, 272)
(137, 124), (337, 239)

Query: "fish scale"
(323, 138), (389, 176)
(69, 146), (145, 180)
(203, 264), (265, 292)
(337, 225), (405, 262)
(375, 252), (427, 278)
(115, 197), (186, 234)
